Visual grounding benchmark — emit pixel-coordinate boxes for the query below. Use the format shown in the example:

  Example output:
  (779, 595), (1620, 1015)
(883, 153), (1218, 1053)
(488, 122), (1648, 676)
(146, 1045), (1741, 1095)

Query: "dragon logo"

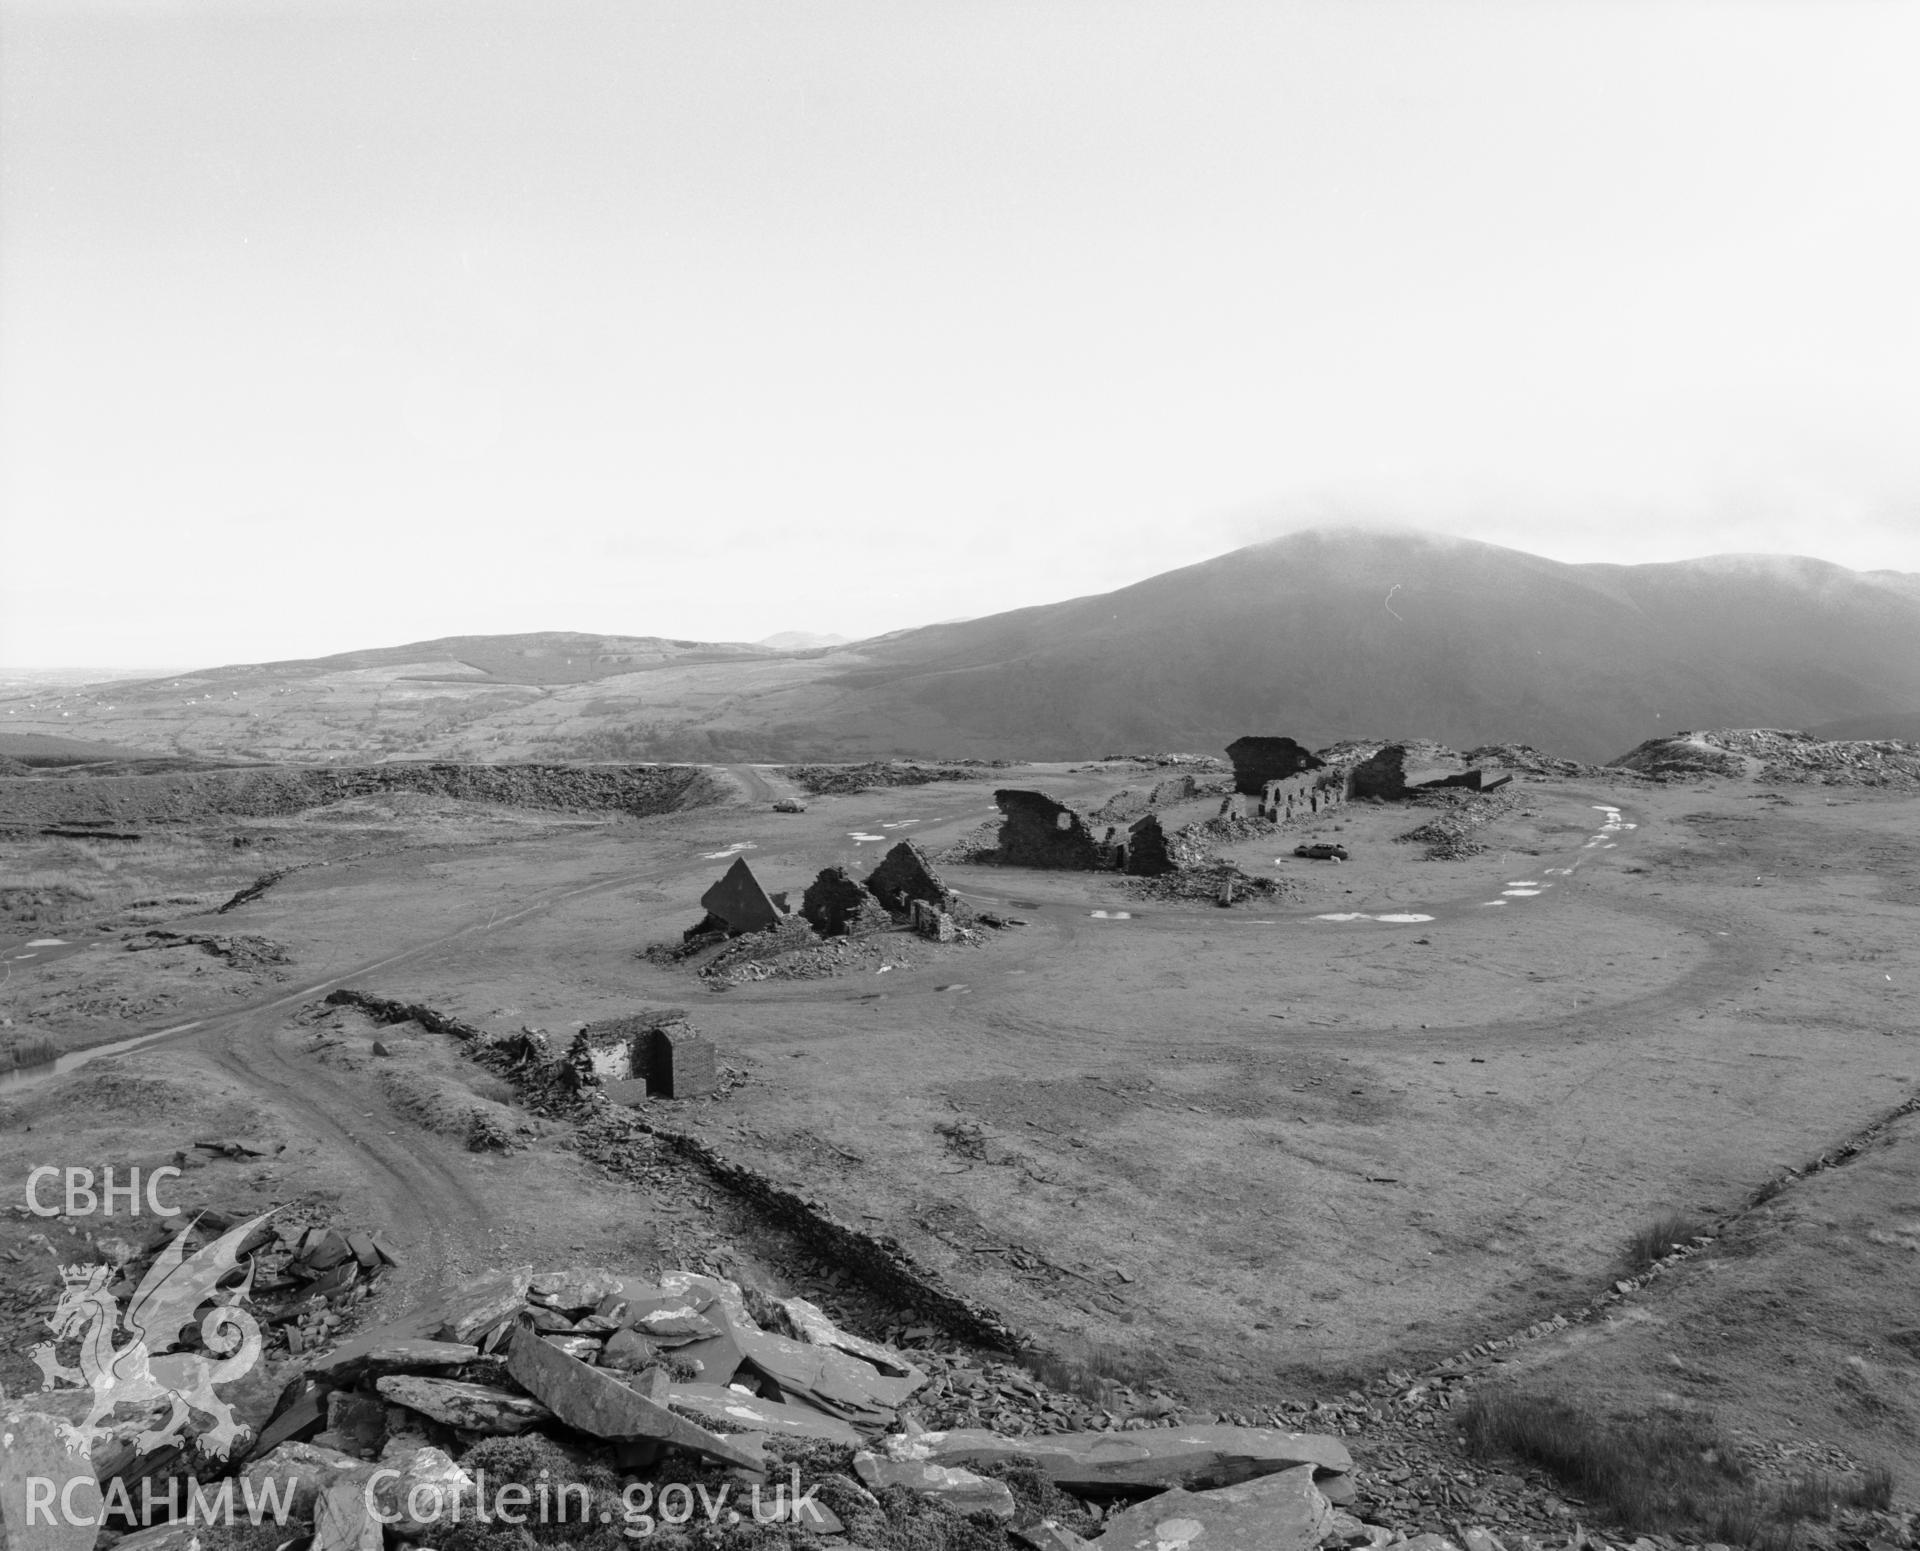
(29, 1211), (271, 1460)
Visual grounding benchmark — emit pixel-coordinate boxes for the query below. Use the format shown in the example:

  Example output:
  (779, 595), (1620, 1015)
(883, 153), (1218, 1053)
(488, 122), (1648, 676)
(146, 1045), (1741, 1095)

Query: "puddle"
(700, 842), (757, 860)
(1089, 910), (1133, 920)
(0, 1017), (206, 1096)
(849, 833), (887, 844)
(25, 938), (68, 948)
(1314, 912), (1434, 923)
(1480, 900), (1508, 907)
(1502, 888), (1543, 897)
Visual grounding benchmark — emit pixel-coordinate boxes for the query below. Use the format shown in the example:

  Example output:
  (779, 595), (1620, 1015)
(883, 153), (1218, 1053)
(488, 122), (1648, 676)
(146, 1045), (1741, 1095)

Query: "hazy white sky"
(3, 0), (1917, 668)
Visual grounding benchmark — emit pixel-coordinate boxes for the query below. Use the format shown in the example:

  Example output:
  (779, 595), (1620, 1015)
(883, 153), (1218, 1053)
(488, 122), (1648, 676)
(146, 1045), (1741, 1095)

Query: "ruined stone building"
(695, 855), (784, 936)
(1259, 769), (1346, 821)
(568, 1011), (717, 1099)
(994, 789), (1109, 870)
(799, 865), (893, 937)
(1225, 736), (1324, 797)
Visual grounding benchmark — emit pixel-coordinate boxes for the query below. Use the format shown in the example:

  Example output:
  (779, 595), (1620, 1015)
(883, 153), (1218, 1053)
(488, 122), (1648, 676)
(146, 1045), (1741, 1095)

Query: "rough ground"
(2, 750), (1917, 1541)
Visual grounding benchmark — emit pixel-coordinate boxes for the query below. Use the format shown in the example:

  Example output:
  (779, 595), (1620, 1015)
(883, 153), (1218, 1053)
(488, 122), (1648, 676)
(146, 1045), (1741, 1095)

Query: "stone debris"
(1612, 727), (1920, 787)
(783, 760), (988, 795)
(1394, 791), (1515, 860)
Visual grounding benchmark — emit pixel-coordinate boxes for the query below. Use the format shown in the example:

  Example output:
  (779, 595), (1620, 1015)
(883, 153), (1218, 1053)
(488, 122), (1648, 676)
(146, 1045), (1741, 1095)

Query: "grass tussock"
(1625, 1212), (1709, 1274)
(1020, 1341), (1159, 1409)
(1462, 1389), (1897, 1544)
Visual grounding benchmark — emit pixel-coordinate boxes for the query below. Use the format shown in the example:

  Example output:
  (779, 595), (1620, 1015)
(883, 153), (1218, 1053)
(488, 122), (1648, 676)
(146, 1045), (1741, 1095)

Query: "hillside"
(6, 531), (1919, 764)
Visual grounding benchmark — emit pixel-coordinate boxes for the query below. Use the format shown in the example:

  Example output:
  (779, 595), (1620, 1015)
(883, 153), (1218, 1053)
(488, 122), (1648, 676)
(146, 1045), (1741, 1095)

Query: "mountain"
(776, 532), (1920, 762)
(5, 531), (1918, 765)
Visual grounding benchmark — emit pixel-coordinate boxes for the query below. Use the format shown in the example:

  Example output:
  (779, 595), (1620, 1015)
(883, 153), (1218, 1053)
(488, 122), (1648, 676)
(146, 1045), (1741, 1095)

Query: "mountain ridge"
(6, 529), (1918, 765)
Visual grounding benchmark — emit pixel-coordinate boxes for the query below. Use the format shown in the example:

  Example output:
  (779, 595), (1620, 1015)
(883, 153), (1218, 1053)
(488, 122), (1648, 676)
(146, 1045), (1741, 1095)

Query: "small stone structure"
(572, 1011), (717, 1100)
(800, 865), (893, 937)
(698, 856), (783, 935)
(994, 789), (1108, 870)
(908, 899), (958, 941)
(1347, 744), (1411, 801)
(1225, 737), (1325, 797)
(1124, 813), (1176, 876)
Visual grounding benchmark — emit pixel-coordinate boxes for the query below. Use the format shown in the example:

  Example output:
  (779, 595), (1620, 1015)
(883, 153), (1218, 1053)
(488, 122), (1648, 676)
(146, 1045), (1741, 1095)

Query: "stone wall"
(1347, 744), (1411, 801)
(1259, 770), (1346, 821)
(993, 789), (1107, 870)
(1124, 813), (1176, 876)
(863, 840), (951, 914)
(1224, 737), (1324, 797)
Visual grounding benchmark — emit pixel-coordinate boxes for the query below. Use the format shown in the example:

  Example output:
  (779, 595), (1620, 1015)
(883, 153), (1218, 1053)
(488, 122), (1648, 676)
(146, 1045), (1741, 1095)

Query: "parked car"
(1293, 842), (1349, 861)
(772, 798), (806, 813)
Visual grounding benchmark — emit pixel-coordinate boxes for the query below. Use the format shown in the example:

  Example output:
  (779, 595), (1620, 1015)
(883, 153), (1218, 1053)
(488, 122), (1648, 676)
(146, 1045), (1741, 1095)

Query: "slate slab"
(781, 1294), (927, 1384)
(1095, 1464), (1333, 1551)
(895, 1423), (1352, 1495)
(375, 1375), (554, 1435)
(505, 1325), (766, 1471)
(313, 1477), (385, 1551)
(667, 1384), (862, 1445)
(240, 1441), (371, 1521)
(852, 1452), (1017, 1519)
(437, 1264), (532, 1344)
(528, 1267), (628, 1312)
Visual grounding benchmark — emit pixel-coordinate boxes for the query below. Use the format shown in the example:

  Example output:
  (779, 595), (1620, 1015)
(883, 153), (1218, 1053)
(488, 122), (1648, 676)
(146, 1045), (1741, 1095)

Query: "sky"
(3, 0), (1917, 669)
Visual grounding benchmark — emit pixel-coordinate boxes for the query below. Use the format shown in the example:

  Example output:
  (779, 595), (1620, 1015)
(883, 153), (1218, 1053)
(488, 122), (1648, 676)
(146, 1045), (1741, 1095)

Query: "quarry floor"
(2, 762), (1916, 1499)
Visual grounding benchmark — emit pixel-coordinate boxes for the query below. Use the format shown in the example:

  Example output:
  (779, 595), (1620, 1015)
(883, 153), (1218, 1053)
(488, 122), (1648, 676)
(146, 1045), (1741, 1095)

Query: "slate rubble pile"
(782, 763), (988, 796)
(1121, 861), (1294, 905)
(1393, 793), (1517, 861)
(125, 930), (293, 970)
(33, 1246), (1876, 1551)
(1610, 729), (1920, 786)
(176, 1261), (1406, 1551)
(1716, 729), (1920, 787)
